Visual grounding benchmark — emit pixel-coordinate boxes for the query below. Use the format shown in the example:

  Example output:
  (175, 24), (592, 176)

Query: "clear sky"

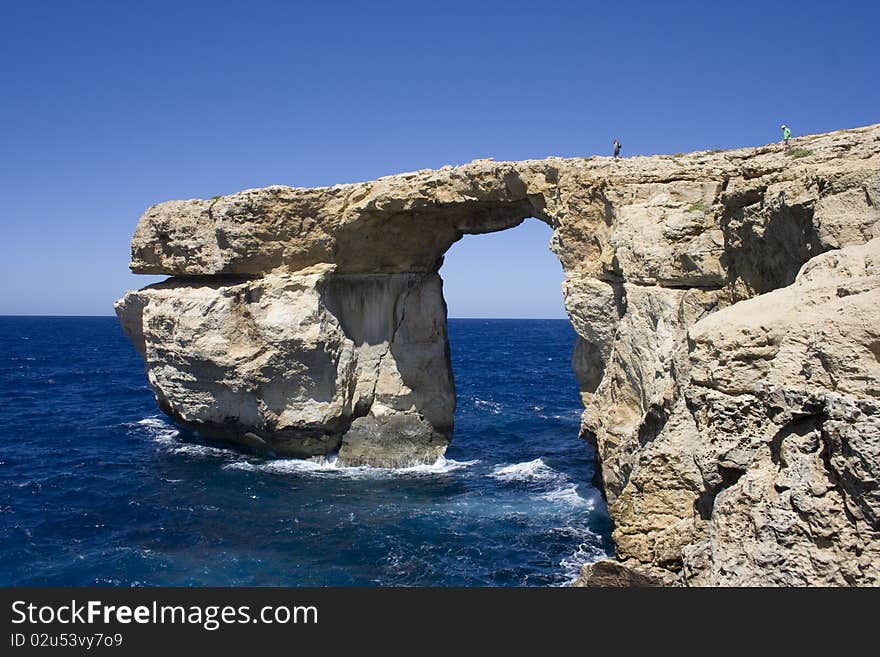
(1, 0), (877, 317)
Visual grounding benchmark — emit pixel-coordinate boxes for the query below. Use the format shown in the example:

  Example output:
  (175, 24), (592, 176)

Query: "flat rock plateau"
(118, 124), (880, 586)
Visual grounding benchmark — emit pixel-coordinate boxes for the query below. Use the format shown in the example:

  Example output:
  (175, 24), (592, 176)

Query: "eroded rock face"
(117, 123), (880, 584)
(117, 268), (453, 465)
(589, 238), (880, 586)
(678, 239), (880, 585)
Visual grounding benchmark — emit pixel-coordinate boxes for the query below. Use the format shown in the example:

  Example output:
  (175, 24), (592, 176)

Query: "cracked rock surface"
(117, 124), (880, 584)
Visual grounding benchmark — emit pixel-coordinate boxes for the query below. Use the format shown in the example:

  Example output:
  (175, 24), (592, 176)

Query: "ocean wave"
(489, 458), (560, 483)
(224, 456), (333, 476)
(136, 417), (171, 429)
(557, 537), (607, 585)
(473, 398), (502, 414)
(167, 443), (237, 458)
(491, 459), (597, 510)
(224, 455), (478, 478)
(537, 409), (582, 422)
(134, 417), (235, 458)
(397, 457), (479, 475)
(133, 416), (478, 473)
(135, 417), (180, 444)
(539, 483), (595, 509)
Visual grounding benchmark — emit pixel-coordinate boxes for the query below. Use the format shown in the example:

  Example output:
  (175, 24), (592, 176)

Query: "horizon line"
(0, 313), (571, 320)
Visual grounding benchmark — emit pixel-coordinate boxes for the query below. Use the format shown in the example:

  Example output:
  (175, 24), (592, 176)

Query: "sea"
(0, 316), (613, 586)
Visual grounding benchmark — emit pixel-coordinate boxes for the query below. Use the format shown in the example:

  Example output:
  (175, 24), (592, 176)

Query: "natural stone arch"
(118, 124), (880, 585)
(120, 161), (585, 467)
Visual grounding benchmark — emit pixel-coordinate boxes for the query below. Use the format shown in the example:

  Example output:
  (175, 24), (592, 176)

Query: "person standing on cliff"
(613, 139), (621, 159)
(781, 124), (792, 152)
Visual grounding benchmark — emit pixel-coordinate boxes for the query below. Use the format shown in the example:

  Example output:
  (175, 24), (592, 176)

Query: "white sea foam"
(225, 457), (334, 476)
(491, 458), (597, 510)
(539, 483), (595, 509)
(224, 455), (477, 478)
(168, 443), (237, 458)
(558, 538), (607, 585)
(136, 417), (180, 444)
(136, 418), (165, 428)
(537, 409), (582, 422)
(133, 416), (477, 475)
(473, 398), (502, 414)
(397, 457), (478, 475)
(135, 417), (234, 457)
(489, 458), (560, 483)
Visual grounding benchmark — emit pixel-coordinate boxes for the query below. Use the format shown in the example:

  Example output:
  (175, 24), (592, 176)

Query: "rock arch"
(118, 160), (578, 467)
(117, 125), (880, 585)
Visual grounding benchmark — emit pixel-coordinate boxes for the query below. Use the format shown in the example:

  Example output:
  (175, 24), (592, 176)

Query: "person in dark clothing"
(613, 139), (621, 159)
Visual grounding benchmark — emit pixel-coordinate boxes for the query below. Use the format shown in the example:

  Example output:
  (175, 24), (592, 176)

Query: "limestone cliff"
(117, 124), (880, 585)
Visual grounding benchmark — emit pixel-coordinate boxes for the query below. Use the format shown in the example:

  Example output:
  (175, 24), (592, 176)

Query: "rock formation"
(117, 124), (880, 585)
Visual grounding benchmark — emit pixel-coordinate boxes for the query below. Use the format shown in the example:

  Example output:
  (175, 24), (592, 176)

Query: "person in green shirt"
(781, 124), (792, 151)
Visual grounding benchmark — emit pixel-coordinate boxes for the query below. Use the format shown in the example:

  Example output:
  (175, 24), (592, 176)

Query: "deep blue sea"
(0, 316), (612, 586)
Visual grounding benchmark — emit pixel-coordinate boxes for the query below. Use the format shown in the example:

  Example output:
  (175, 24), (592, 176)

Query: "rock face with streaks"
(116, 268), (453, 466)
(117, 124), (880, 584)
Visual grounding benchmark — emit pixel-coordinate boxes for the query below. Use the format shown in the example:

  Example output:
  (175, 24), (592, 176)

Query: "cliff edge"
(117, 124), (880, 585)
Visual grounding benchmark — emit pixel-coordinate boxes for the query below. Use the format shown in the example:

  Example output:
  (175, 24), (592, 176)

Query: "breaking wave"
(135, 417), (238, 458)
(473, 398), (502, 414)
(135, 416), (478, 477)
(224, 455), (478, 478)
(539, 483), (595, 509)
(489, 457), (559, 483)
(135, 417), (180, 444)
(490, 457), (596, 509)
(558, 535), (607, 585)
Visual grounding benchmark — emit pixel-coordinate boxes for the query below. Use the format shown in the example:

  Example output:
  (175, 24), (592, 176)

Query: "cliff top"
(208, 122), (880, 194)
(128, 123), (880, 279)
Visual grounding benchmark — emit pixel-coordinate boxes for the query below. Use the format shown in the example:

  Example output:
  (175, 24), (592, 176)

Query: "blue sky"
(1, 0), (877, 317)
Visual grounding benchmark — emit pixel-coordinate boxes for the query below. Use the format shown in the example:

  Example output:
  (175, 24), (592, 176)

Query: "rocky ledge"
(117, 124), (880, 585)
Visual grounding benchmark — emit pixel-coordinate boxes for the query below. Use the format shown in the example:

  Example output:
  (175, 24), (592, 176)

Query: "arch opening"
(435, 218), (614, 578)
